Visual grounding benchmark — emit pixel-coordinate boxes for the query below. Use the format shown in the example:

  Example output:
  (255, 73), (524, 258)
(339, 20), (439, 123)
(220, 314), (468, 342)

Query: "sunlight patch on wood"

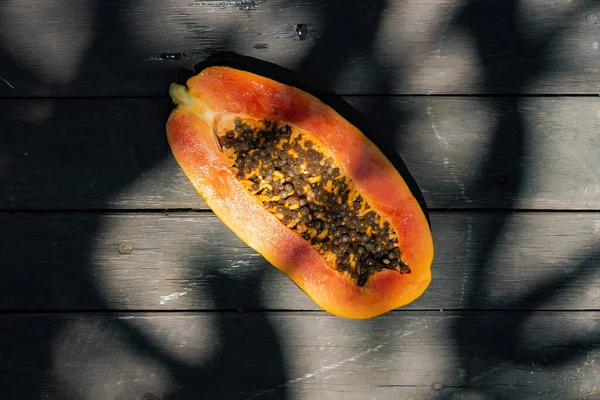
(0, 0), (92, 85)
(524, 98), (600, 209)
(51, 318), (173, 399)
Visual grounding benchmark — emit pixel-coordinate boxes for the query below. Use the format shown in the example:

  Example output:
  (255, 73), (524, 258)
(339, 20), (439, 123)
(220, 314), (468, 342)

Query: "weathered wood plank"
(1, 211), (598, 311)
(2, 97), (600, 210)
(1, 312), (598, 399)
(0, 0), (599, 96)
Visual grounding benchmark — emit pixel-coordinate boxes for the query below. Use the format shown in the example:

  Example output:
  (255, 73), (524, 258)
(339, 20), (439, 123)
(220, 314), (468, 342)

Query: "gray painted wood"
(2, 97), (600, 210)
(2, 1), (599, 399)
(2, 211), (598, 311)
(1, 1), (600, 96)
(1, 312), (598, 399)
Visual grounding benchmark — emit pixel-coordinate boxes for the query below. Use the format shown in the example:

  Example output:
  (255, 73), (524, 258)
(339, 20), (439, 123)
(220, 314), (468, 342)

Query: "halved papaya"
(166, 66), (433, 319)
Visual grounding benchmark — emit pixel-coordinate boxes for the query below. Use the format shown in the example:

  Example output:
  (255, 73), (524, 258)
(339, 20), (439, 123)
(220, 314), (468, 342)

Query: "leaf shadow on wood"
(114, 268), (291, 400)
(0, 2), (290, 400)
(0, 1), (156, 396)
(434, 1), (600, 398)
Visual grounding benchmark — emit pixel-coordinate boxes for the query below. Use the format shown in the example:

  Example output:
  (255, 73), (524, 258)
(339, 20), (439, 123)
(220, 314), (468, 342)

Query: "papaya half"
(166, 66), (433, 319)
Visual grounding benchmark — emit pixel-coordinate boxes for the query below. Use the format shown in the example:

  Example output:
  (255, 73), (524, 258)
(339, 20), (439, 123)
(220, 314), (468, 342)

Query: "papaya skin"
(166, 66), (433, 319)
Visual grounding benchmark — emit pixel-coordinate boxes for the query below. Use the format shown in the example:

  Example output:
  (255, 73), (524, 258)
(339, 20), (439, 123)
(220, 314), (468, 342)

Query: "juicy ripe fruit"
(219, 117), (411, 287)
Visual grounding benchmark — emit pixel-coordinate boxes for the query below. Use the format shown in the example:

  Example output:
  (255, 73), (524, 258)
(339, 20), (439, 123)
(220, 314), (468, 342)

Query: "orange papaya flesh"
(166, 66), (433, 319)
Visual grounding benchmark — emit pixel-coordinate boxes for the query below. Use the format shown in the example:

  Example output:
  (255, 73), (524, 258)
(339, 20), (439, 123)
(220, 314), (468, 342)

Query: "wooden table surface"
(1, 1), (600, 399)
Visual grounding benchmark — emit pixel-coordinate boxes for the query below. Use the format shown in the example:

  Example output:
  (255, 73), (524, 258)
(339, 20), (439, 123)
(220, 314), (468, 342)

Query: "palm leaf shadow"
(0, 2), (290, 399)
(437, 0), (600, 397)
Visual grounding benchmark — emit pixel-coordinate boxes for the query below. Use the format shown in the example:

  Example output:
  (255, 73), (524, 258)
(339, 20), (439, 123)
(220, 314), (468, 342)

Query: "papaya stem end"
(169, 83), (190, 107)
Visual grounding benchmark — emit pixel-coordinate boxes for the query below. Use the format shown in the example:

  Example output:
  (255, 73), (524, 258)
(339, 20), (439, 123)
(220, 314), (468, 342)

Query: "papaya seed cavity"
(219, 117), (410, 286)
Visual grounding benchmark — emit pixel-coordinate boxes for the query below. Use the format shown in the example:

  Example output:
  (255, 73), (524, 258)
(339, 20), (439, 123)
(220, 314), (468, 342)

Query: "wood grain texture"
(2, 1), (599, 399)
(1, 0), (600, 96)
(1, 312), (598, 399)
(1, 97), (599, 210)
(1, 211), (598, 311)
